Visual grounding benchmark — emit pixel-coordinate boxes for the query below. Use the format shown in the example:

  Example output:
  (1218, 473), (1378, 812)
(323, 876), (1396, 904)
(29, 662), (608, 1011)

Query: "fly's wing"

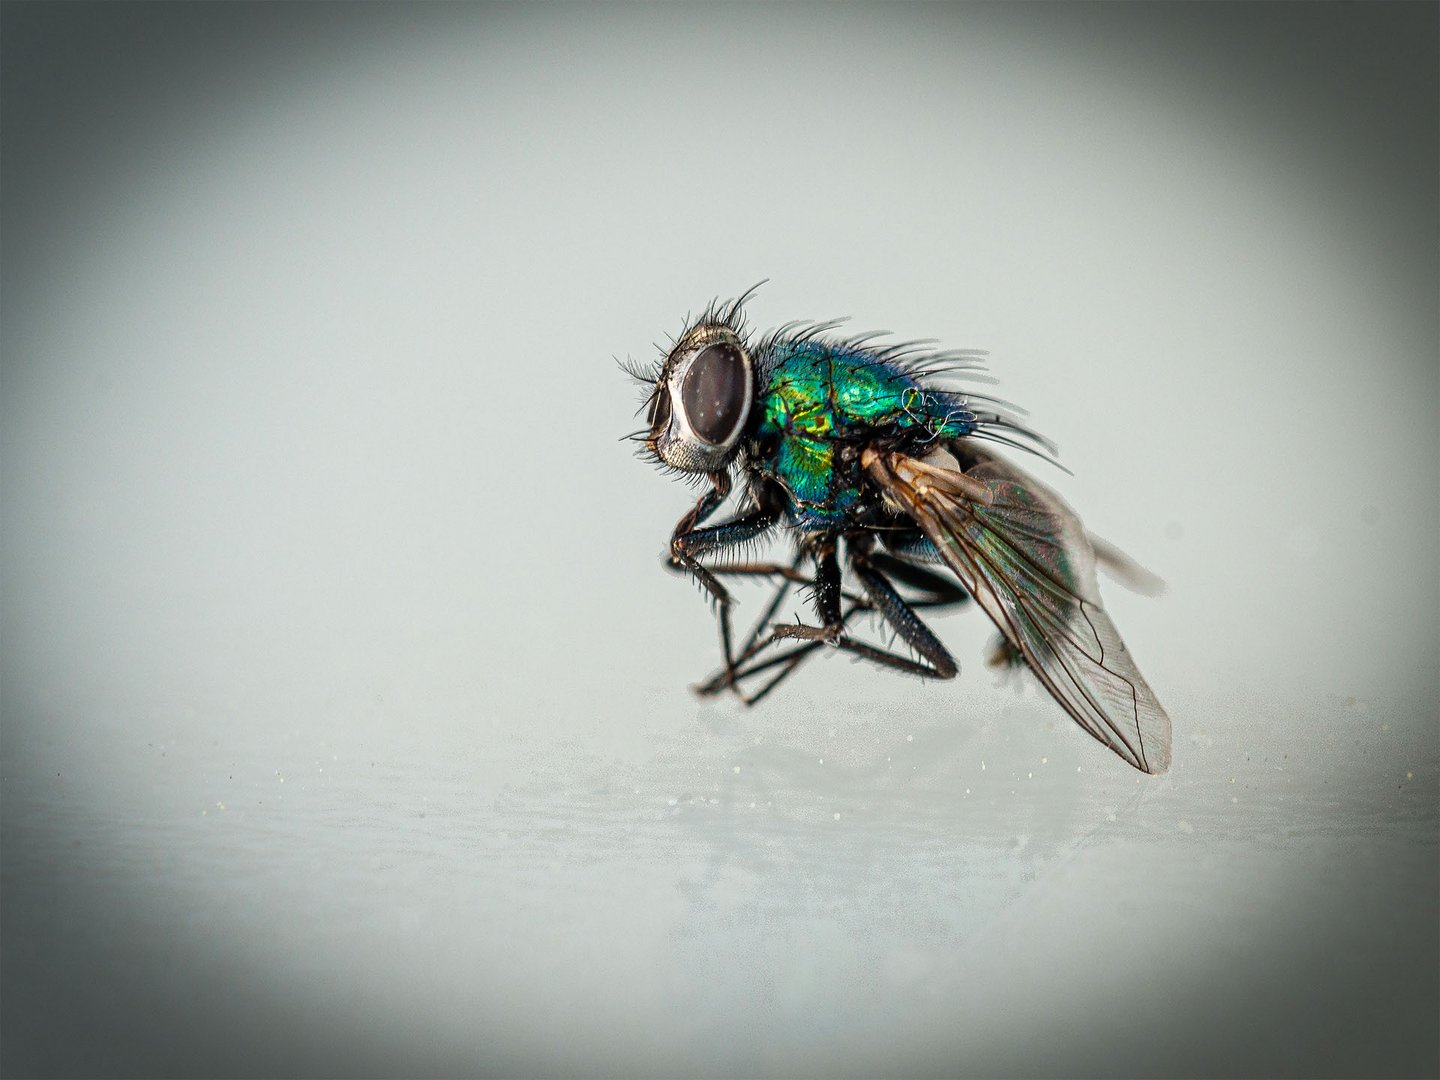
(862, 445), (1172, 773)
(1088, 532), (1166, 597)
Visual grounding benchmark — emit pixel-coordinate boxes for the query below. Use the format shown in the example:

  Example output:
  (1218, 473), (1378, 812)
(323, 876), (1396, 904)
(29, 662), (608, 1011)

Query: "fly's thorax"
(760, 340), (977, 446)
(645, 323), (756, 473)
(748, 424), (895, 532)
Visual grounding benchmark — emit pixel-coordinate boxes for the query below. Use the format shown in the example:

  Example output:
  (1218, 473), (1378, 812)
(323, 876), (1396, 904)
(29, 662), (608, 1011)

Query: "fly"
(625, 288), (1172, 774)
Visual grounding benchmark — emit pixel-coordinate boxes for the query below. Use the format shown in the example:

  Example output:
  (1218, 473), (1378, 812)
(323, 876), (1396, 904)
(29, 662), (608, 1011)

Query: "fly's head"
(641, 320), (756, 474)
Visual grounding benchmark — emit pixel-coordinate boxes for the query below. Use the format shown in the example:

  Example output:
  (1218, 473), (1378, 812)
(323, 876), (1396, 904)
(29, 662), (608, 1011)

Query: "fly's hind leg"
(842, 542), (959, 679)
(873, 532), (1017, 674)
(866, 550), (972, 614)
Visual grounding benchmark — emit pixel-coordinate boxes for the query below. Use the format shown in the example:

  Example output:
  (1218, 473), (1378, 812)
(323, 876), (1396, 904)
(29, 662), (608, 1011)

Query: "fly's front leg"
(694, 552), (883, 701)
(700, 598), (868, 704)
(670, 470), (732, 551)
(689, 552), (808, 699)
(668, 472), (781, 685)
(666, 469), (734, 607)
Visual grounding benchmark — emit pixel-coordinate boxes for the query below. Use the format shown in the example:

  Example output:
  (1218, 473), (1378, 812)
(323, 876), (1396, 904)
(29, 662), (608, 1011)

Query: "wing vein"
(862, 446), (1171, 773)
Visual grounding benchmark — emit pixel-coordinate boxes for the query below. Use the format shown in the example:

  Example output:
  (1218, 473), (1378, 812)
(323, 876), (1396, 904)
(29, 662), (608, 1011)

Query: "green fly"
(627, 289), (1172, 774)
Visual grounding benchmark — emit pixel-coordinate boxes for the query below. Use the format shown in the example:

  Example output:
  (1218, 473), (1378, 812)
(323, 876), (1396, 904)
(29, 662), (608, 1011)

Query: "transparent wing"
(863, 445), (1172, 773)
(1088, 532), (1166, 598)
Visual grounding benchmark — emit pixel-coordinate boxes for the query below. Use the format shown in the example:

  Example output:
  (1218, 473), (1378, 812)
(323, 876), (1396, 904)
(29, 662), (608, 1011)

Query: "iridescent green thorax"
(750, 339), (976, 529)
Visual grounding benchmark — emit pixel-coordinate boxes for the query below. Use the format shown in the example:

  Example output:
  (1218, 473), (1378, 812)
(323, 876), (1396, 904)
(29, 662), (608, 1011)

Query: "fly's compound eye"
(652, 327), (754, 472)
(679, 342), (749, 447)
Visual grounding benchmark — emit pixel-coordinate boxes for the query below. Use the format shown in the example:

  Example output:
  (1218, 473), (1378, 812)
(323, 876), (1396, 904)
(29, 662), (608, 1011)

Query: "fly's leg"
(866, 551), (973, 611)
(692, 540), (971, 701)
(768, 536), (959, 680)
(699, 599), (868, 704)
(986, 637), (1026, 672)
(707, 567), (965, 701)
(669, 557), (806, 657)
(842, 543), (958, 679)
(671, 517), (783, 679)
(668, 472), (782, 688)
(864, 553), (982, 676)
(689, 551), (808, 698)
(770, 536), (844, 644)
(686, 555), (813, 662)
(695, 550), (885, 701)
(747, 537), (913, 686)
(690, 560), (813, 587)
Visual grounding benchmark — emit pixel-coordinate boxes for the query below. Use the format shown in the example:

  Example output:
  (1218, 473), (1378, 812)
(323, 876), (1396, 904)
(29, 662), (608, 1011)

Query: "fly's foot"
(692, 669), (766, 706)
(771, 622), (842, 646)
(692, 671), (730, 697)
(986, 635), (1027, 682)
(985, 635), (1024, 668)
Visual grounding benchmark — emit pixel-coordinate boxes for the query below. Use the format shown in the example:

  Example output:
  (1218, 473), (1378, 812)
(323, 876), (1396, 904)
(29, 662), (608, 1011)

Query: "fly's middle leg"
(770, 537), (844, 645)
(759, 534), (961, 680)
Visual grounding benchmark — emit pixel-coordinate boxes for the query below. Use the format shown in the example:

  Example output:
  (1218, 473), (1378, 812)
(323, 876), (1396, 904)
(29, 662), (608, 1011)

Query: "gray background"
(2, 3), (1436, 1076)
